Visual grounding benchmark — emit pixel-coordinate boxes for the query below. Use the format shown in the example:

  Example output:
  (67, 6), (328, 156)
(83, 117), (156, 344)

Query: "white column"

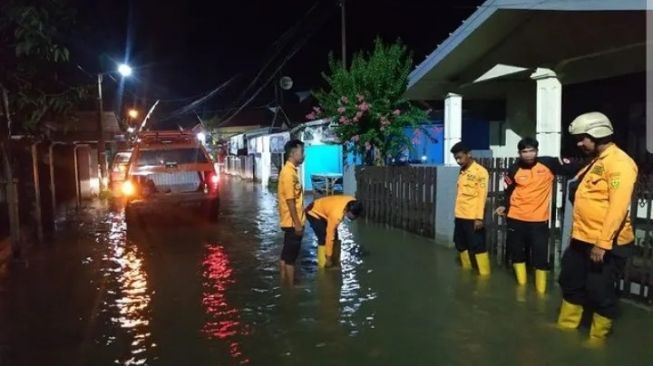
(530, 68), (562, 157)
(444, 93), (462, 166)
(261, 137), (271, 187)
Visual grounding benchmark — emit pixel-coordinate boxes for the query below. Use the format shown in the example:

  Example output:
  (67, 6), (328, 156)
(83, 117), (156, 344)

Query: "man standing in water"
(496, 137), (580, 294)
(450, 142), (491, 276)
(278, 140), (306, 286)
(557, 112), (637, 341)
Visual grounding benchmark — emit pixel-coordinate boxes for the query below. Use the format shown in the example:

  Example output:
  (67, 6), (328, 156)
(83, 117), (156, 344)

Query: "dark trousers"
(507, 218), (550, 269)
(307, 214), (338, 246)
(454, 218), (486, 254)
(281, 228), (303, 264)
(558, 239), (633, 319)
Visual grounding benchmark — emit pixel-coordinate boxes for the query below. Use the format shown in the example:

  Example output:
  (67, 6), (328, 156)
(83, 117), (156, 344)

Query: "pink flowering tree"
(309, 39), (427, 165)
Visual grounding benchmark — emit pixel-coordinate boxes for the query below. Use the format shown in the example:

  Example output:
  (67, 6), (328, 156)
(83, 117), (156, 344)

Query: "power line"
(216, 3), (335, 127)
(233, 1), (322, 107)
(217, 29), (320, 128)
(162, 75), (238, 121)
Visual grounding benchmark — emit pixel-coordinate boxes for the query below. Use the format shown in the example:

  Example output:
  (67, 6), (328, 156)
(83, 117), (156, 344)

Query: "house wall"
(77, 147), (92, 199)
(489, 84), (536, 158)
(562, 72), (649, 168)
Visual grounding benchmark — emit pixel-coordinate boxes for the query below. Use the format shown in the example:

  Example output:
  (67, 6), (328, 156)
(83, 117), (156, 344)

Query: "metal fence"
(356, 165), (436, 238)
(224, 155), (255, 180)
(624, 175), (653, 303)
(478, 158), (652, 304)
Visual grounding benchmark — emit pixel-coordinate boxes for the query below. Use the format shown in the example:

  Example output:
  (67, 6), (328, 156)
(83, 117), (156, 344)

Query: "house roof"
(44, 111), (122, 143)
(406, 0), (647, 100)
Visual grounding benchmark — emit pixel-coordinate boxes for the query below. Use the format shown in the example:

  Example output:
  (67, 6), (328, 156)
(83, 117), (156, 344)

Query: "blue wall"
(403, 124), (444, 164)
(303, 144), (343, 191)
(342, 117), (488, 167)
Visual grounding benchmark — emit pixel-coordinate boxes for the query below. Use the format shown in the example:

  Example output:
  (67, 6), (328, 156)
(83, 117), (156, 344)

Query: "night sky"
(71, 0), (483, 122)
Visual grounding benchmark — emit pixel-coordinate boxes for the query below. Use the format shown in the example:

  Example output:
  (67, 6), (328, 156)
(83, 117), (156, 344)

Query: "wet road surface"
(1, 176), (653, 366)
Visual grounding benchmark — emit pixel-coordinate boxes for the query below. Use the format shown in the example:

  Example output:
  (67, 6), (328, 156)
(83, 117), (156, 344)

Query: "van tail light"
(204, 171), (219, 191)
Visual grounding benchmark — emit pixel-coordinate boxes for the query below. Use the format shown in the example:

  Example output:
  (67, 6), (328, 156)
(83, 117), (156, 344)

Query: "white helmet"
(568, 112), (613, 138)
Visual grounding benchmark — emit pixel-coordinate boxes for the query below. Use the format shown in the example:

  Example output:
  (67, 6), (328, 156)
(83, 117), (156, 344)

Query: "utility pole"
(341, 0), (347, 68)
(96, 73), (107, 192)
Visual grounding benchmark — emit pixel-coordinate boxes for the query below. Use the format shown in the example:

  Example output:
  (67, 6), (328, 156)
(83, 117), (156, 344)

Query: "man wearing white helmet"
(557, 112), (637, 342)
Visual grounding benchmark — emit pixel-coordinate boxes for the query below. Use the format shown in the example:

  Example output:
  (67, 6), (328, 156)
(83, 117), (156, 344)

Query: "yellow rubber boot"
(513, 262), (527, 285)
(459, 250), (472, 270)
(557, 299), (583, 329)
(589, 313), (612, 340)
(317, 246), (326, 268)
(475, 252), (491, 276)
(535, 269), (548, 294)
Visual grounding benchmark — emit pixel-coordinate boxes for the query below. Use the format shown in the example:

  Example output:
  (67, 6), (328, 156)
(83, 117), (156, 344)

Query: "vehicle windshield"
(136, 148), (208, 166)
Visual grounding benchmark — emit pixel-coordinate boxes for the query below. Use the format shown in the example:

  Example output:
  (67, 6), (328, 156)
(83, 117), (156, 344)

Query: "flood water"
(1, 176), (652, 366)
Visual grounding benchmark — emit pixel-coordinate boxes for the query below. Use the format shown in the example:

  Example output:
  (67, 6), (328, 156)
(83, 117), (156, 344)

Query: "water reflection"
(100, 213), (154, 366)
(202, 244), (250, 364)
(336, 223), (377, 335)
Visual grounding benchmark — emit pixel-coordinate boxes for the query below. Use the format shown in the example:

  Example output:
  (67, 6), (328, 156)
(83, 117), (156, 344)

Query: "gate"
(356, 166), (436, 238)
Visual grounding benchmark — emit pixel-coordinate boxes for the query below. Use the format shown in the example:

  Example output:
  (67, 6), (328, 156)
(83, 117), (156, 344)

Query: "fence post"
(31, 142), (43, 243)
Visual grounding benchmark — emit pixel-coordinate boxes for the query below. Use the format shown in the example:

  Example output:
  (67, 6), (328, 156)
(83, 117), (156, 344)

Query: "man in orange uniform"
(496, 137), (580, 293)
(277, 140), (306, 286)
(306, 195), (363, 268)
(557, 112), (637, 341)
(450, 142), (491, 276)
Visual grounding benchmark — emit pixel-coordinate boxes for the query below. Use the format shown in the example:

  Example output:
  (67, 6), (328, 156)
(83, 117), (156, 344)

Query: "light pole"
(97, 63), (132, 191)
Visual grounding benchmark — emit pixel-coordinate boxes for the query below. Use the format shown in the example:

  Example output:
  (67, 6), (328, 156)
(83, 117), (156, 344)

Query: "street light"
(118, 63), (133, 77)
(97, 62), (133, 192)
(128, 109), (139, 119)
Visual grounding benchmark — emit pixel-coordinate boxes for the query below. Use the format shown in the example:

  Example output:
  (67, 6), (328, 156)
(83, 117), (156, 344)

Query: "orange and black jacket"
(503, 157), (582, 222)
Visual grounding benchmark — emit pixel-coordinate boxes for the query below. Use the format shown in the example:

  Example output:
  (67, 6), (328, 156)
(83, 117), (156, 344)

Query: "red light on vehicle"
(204, 171), (219, 192)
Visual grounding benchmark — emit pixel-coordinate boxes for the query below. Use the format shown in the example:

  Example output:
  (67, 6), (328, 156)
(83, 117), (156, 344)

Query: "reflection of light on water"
(202, 244), (250, 364)
(112, 250), (150, 330)
(101, 214), (154, 366)
(337, 223), (377, 334)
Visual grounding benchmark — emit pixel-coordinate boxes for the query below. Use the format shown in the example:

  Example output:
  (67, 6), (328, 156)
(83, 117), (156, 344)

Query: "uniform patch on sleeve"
(591, 165), (604, 176)
(610, 178), (621, 189)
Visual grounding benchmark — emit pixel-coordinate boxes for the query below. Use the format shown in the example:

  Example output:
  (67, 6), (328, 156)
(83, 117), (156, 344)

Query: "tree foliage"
(0, 0), (89, 132)
(311, 38), (427, 164)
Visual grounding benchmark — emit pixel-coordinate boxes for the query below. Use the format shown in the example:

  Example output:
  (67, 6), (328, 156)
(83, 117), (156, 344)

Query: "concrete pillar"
(434, 165), (459, 245)
(444, 93), (462, 166)
(261, 137), (271, 187)
(530, 68), (562, 157)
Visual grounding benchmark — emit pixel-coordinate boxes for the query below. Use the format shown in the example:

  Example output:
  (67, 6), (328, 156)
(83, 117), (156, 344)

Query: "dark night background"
(69, 0), (483, 123)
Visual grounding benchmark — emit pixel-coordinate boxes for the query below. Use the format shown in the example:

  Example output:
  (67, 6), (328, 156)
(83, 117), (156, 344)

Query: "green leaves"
(313, 38), (427, 164)
(1, 0), (87, 131)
